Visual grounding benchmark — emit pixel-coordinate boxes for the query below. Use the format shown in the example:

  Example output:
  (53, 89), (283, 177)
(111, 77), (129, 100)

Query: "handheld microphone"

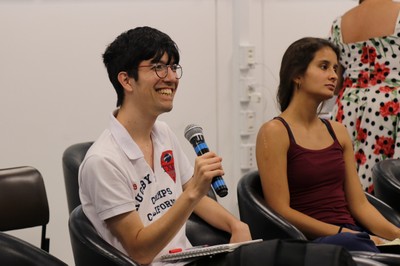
(184, 124), (228, 197)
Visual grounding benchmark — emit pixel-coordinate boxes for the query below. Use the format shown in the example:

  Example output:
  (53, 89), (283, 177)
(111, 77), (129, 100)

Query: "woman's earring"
(296, 82), (301, 90)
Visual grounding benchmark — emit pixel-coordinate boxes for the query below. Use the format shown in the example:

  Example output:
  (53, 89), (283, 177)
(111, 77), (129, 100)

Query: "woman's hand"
(370, 235), (388, 246)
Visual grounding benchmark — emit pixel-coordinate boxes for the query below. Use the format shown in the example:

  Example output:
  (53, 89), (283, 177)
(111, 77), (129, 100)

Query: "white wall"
(0, 1), (218, 265)
(261, 0), (356, 121)
(0, 0), (357, 265)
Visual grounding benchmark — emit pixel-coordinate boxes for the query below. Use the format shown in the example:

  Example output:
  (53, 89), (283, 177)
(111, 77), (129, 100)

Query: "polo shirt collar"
(109, 110), (143, 161)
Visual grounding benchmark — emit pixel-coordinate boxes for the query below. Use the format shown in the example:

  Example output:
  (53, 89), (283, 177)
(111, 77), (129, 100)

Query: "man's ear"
(117, 71), (134, 92)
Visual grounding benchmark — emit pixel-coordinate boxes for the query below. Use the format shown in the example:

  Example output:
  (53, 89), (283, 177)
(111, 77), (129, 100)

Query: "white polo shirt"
(79, 112), (193, 266)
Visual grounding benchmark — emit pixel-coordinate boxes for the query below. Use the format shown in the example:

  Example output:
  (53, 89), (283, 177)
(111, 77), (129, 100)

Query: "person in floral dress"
(329, 0), (400, 193)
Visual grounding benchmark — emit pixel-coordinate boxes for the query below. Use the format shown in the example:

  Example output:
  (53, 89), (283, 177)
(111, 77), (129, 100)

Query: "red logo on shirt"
(161, 150), (176, 182)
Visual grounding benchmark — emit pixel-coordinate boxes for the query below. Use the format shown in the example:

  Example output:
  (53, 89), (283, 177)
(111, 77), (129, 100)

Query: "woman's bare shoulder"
(258, 118), (286, 136)
(257, 118), (289, 146)
(326, 119), (352, 145)
(327, 119), (347, 133)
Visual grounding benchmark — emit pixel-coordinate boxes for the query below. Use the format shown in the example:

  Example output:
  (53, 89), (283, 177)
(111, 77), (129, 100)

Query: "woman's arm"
(332, 121), (400, 241)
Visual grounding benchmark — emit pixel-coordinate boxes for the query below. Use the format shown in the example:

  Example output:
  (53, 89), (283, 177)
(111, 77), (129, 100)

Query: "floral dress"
(329, 14), (400, 193)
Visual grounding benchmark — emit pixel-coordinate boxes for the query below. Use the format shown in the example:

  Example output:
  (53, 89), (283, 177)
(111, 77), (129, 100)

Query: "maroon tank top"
(275, 117), (355, 226)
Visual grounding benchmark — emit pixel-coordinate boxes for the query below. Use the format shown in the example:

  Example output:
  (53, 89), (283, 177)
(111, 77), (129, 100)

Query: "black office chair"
(62, 141), (94, 214)
(372, 159), (400, 213)
(0, 231), (67, 266)
(237, 170), (400, 266)
(237, 170), (306, 241)
(69, 205), (139, 266)
(364, 191), (400, 227)
(63, 142), (230, 265)
(237, 170), (400, 241)
(349, 251), (400, 266)
(185, 189), (231, 246)
(0, 166), (50, 252)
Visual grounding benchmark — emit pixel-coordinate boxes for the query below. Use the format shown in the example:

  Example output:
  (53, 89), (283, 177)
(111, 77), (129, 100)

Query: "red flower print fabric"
(329, 14), (400, 192)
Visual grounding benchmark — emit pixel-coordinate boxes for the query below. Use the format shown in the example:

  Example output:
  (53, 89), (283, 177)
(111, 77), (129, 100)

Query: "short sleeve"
(79, 154), (136, 220)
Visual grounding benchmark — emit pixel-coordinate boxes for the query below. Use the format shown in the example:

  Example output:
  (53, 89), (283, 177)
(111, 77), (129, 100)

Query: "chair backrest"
(62, 141), (94, 214)
(0, 166), (50, 251)
(64, 142), (230, 265)
(69, 205), (139, 266)
(0, 232), (67, 266)
(237, 170), (307, 241)
(372, 158), (400, 213)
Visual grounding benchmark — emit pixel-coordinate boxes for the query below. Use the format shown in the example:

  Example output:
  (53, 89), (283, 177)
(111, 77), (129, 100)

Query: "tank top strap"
(274, 117), (336, 143)
(274, 117), (296, 144)
(320, 118), (337, 141)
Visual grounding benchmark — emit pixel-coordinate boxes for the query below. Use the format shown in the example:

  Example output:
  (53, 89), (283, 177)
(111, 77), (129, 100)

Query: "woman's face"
(297, 47), (339, 101)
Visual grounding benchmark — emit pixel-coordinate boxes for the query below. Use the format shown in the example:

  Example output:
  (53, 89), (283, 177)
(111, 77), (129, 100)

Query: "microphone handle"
(190, 137), (228, 197)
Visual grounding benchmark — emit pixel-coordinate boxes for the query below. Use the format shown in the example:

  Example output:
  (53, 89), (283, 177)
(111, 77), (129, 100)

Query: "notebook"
(377, 238), (400, 254)
(160, 239), (263, 262)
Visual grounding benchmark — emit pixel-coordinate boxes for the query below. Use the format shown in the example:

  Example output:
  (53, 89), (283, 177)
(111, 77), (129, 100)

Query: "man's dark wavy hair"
(103, 27), (180, 107)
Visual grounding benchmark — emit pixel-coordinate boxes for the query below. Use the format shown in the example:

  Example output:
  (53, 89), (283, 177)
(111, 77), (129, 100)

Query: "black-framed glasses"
(138, 63), (183, 79)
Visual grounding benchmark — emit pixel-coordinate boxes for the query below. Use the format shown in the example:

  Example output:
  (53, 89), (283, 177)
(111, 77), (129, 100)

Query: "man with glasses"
(78, 26), (252, 266)
(78, 26), (358, 266)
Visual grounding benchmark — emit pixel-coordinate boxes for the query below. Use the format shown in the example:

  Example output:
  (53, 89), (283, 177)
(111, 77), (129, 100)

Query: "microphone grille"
(184, 124), (203, 141)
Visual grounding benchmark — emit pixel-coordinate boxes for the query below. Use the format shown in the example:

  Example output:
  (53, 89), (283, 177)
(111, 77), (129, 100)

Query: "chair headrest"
(0, 166), (49, 231)
(62, 142), (94, 171)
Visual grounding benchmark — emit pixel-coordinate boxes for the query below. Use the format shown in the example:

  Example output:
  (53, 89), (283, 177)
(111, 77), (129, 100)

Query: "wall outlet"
(240, 110), (256, 136)
(240, 143), (256, 170)
(239, 45), (255, 70)
(239, 77), (255, 103)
